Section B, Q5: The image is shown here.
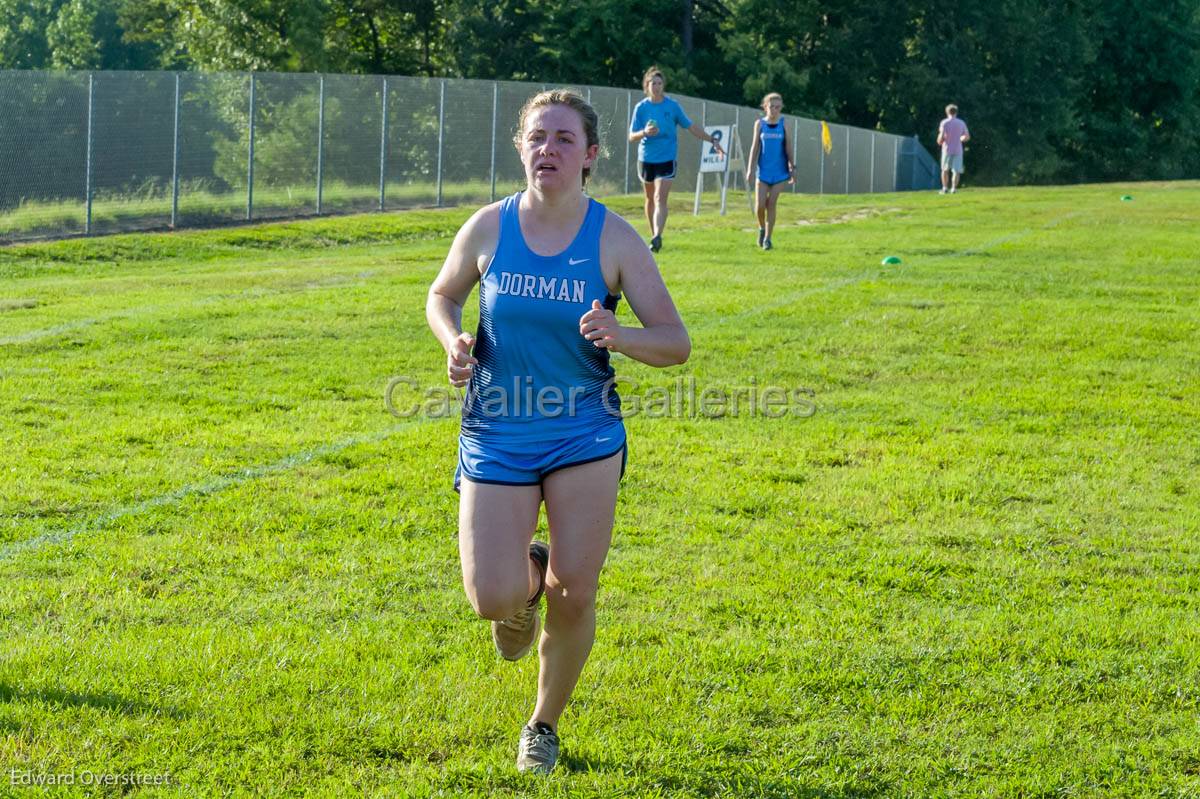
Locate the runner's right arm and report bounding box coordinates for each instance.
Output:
[427,204,501,386]
[746,119,762,183]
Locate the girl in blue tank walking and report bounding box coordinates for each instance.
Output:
[426,89,690,775]
[745,92,795,250]
[628,66,724,253]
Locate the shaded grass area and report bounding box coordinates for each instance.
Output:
[0,180,494,242]
[1,182,1199,796]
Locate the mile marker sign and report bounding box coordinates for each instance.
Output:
[700,126,731,173]
[694,125,743,216]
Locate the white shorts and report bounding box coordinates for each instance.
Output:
[941,152,964,174]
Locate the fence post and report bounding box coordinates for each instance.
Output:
[792,117,799,193]
[818,125,825,196]
[247,72,256,221]
[724,106,738,215]
[911,135,919,191]
[379,78,388,211]
[870,134,876,193]
[624,91,632,195]
[844,127,850,193]
[84,72,94,235]
[436,79,445,207]
[694,101,707,215]
[316,74,325,215]
[490,81,498,202]
[701,101,707,198]
[893,137,900,192]
[171,73,181,228]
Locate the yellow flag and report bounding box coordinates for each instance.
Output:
[821,121,833,154]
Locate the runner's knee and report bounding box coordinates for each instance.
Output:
[544,573,597,622]
[466,580,528,621]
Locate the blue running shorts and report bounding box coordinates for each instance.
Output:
[757,171,791,187]
[455,419,627,490]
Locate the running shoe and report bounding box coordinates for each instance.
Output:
[757,228,765,247]
[517,721,560,774]
[763,238,773,251]
[492,541,549,661]
[650,235,662,252]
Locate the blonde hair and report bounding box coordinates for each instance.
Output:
[642,66,665,94]
[513,89,601,186]
[946,104,958,116]
[761,92,783,110]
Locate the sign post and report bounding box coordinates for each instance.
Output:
[694,124,742,216]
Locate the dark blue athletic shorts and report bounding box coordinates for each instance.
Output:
[639,160,677,183]
[455,419,627,490]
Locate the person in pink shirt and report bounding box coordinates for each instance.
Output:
[937,104,970,194]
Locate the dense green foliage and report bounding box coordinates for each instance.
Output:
[2,183,1199,795]
[2,0,1198,184]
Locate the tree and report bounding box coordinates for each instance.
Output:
[442,0,549,81]
[1,0,165,69]
[718,0,1095,183]
[1065,0,1200,181]
[1,0,63,68]
[2,0,1197,185]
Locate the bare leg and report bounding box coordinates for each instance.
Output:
[755,181,768,229]
[528,450,622,731]
[653,178,673,238]
[941,169,950,192]
[765,183,786,239]
[952,171,962,190]
[458,480,543,620]
[642,180,655,233]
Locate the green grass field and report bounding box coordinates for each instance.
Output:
[2,182,1199,797]
[0,179,524,241]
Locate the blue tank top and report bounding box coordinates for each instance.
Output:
[462,192,621,442]
[757,117,789,181]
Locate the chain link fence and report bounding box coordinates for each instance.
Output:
[0,69,939,243]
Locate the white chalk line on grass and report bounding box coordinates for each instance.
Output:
[706,207,1085,328]
[1,207,1086,560]
[958,210,1084,256]
[0,317,111,345]
[0,420,421,562]
[5,206,1082,346]
[706,272,876,328]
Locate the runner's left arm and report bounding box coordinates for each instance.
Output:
[686,121,725,156]
[784,125,796,183]
[582,212,690,367]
